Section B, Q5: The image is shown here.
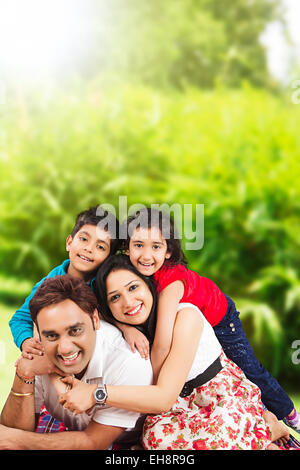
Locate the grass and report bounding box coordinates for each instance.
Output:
[0,301,299,442]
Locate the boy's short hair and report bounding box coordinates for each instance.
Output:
[29,274,99,326]
[71,206,120,254]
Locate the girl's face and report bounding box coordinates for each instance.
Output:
[127,227,171,276]
[106,269,153,325]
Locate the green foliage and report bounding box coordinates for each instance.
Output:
[0,81,299,386]
[75,0,282,88]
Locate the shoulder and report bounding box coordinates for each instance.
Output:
[155,264,189,290]
[46,259,70,277]
[96,322,153,385]
[176,304,204,330]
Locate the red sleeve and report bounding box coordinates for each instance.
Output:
[154,265,188,293]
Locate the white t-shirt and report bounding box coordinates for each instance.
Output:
[34,321,153,431]
[177,303,222,381]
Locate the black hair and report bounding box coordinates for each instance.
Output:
[121,207,187,266]
[95,254,157,344]
[71,206,120,255]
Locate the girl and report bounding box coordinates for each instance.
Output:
[122,207,299,433]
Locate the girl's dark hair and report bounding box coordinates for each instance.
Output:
[95,254,157,343]
[121,207,187,266]
[71,206,120,255]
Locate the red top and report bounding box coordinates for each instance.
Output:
[154,264,228,327]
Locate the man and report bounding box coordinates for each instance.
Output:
[0,274,153,450]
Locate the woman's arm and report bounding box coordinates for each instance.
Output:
[109,306,202,413]
[114,321,149,359]
[151,280,184,382]
[58,307,203,415]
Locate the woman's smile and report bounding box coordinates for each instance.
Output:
[125,303,143,316]
[106,269,153,325]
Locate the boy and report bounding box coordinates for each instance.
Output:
[9,206,120,359]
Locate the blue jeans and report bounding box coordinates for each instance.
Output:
[213,296,294,420]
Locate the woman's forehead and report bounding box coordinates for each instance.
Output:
[106,269,144,290]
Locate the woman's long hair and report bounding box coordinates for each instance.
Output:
[95,254,157,345]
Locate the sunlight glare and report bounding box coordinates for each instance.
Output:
[0,0,92,78]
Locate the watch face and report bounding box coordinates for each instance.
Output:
[95,388,106,402]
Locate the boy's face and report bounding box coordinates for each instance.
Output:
[66,224,111,279]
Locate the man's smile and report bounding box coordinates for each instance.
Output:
[57,350,81,365]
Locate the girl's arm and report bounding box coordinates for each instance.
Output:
[58,306,203,415]
[112,321,149,360]
[151,280,184,382]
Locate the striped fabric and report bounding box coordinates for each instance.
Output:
[35,404,67,433]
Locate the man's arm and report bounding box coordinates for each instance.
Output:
[1,354,63,431]
[0,355,125,450]
[1,365,36,431]
[0,421,124,450]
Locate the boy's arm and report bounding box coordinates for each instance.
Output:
[151,280,184,383]
[9,278,46,350]
[9,295,35,350]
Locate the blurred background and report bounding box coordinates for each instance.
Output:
[0,0,299,412]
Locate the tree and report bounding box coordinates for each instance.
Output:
[84,0,282,88]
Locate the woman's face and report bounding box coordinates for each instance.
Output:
[106,269,153,325]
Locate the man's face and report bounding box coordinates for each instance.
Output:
[37,299,100,377]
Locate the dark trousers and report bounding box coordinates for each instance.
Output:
[213,296,294,420]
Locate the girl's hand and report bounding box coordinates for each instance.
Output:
[21,337,44,360]
[58,376,97,415]
[122,325,149,360]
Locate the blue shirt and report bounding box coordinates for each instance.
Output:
[9,260,95,350]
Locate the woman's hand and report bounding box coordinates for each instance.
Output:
[49,373,72,396]
[58,376,97,415]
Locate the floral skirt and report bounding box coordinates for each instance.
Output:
[142,352,272,450]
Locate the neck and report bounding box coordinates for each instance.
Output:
[67,264,93,283]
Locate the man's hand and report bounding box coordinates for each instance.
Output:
[15,354,64,379]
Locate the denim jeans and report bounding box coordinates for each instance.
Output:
[213,295,294,420]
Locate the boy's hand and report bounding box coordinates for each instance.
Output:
[15,354,64,378]
[21,337,44,360]
[122,325,149,360]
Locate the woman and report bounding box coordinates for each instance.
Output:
[58,255,290,450]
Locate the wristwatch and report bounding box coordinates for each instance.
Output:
[93,383,107,408]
